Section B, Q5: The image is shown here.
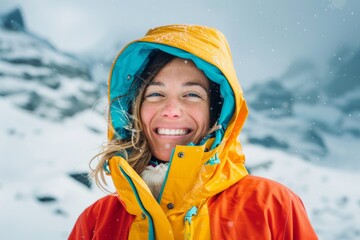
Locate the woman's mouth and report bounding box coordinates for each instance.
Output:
[156,128,191,136]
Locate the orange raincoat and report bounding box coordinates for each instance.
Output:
[69,24,317,240]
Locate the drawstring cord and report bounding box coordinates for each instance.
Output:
[184,206,198,240]
[205,153,220,165]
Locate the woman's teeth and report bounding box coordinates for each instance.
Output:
[157,128,188,136]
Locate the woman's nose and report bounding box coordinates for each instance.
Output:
[161,99,183,118]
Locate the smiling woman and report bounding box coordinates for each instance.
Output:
[69,24,318,240]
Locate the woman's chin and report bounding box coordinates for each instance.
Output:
[152,148,173,162]
[151,143,176,162]
[154,153,171,161]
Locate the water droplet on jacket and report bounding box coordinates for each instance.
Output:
[227,221,234,228]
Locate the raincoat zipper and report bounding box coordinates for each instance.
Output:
[119,167,155,240]
[157,149,176,202]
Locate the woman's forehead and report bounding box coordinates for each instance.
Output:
[151,58,209,84]
[147,80,209,91]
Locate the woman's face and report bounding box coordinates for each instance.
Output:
[140,58,210,161]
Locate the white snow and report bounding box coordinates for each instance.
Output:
[0,100,110,239]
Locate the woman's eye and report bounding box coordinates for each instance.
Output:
[144,92,164,101]
[185,93,201,98]
[146,92,162,97]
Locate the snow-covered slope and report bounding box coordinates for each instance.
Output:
[1,8,359,240]
[0,100,109,239]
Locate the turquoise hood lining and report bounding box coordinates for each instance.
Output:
[109,42,235,149]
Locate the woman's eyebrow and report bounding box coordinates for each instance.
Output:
[148,81,164,87]
[183,81,208,91]
[148,80,208,91]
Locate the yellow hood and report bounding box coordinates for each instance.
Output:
[106,24,249,239]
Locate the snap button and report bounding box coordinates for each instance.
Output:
[167,203,174,209]
[141,212,146,219]
[126,74,132,80]
[177,152,184,158]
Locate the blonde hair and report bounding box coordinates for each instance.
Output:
[90,52,221,191]
[90,82,151,191]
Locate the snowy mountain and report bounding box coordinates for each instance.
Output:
[0,8,102,121]
[1,8,359,240]
[243,50,360,171]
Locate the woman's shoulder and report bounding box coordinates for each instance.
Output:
[240,174,295,189]
[83,194,124,215]
[209,174,308,223]
[227,174,302,204]
[69,194,133,239]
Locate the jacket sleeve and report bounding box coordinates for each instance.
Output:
[256,176,318,239]
[68,194,135,240]
[280,191,318,239]
[69,199,101,239]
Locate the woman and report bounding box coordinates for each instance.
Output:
[69,24,318,239]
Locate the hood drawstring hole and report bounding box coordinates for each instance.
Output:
[103,160,111,175]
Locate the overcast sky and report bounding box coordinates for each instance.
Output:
[1,0,359,87]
